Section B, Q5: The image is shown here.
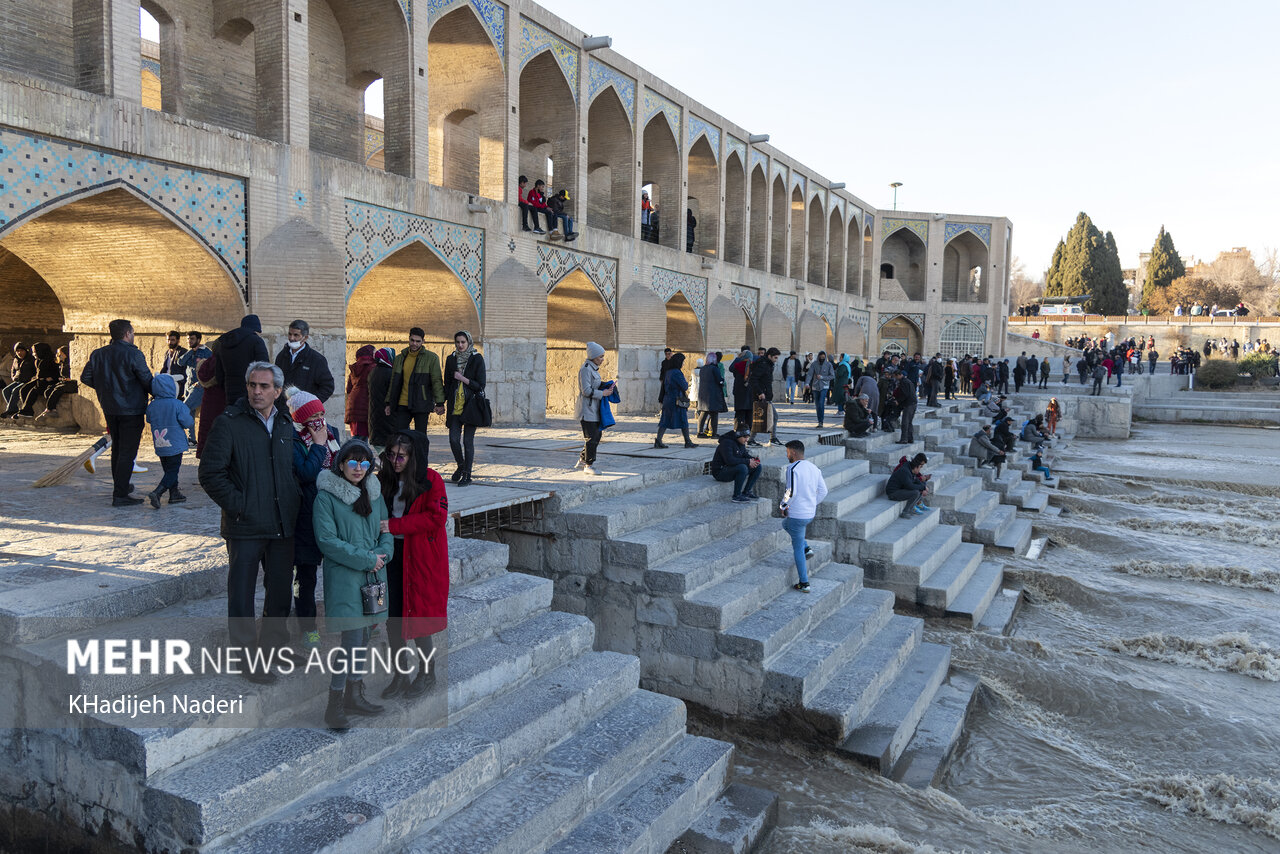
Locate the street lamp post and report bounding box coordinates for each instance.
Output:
[889,182,902,211]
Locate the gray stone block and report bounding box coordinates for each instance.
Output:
[838,642,950,773]
[668,782,778,854]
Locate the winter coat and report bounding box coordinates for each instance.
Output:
[387,347,445,413]
[969,429,1003,464]
[367,362,396,445]
[145,374,194,457]
[886,463,925,495]
[709,431,755,477]
[894,376,918,407]
[30,343,57,383]
[194,354,226,458]
[345,346,376,426]
[748,356,775,401]
[313,469,392,631]
[8,347,33,384]
[697,362,726,413]
[292,426,338,565]
[853,375,879,418]
[443,350,486,426]
[806,359,835,393]
[844,399,872,436]
[659,370,689,430]
[730,356,752,410]
[576,359,606,422]
[198,398,301,540]
[386,465,450,640]
[213,325,269,408]
[177,345,212,395]
[274,343,335,415]
[80,339,152,416]
[831,362,850,406]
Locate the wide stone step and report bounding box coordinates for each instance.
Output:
[642,516,792,598]
[562,478,731,539]
[860,508,941,569]
[1021,490,1049,512]
[803,614,922,742]
[868,525,964,599]
[759,457,869,508]
[944,488,1000,537]
[843,429,901,455]
[450,537,514,587]
[992,517,1033,556]
[978,588,1023,635]
[605,498,772,571]
[930,475,982,512]
[892,672,982,789]
[971,502,1016,545]
[838,642,951,773]
[717,563,862,663]
[450,571,554,650]
[762,588,895,708]
[677,538,839,631]
[868,441,925,471]
[944,560,1004,626]
[542,736,735,854]
[146,610,597,846]
[202,651,642,853]
[815,473,886,521]
[662,782,778,854]
[836,496,906,542]
[404,698,707,854]
[917,543,986,612]
[1004,480,1038,509]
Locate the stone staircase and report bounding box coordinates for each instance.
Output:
[528,436,979,787]
[4,538,775,853]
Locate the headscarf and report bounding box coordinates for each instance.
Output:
[454,330,476,375]
[374,347,395,367]
[705,351,717,365]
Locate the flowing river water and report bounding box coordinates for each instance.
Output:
[690,422,1280,853]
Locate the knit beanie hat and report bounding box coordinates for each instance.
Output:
[586,341,605,359]
[287,389,325,424]
[240,314,262,333]
[374,347,395,367]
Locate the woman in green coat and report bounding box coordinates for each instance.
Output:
[832,358,851,415]
[313,439,393,731]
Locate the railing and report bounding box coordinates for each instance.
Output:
[1008,315,1280,325]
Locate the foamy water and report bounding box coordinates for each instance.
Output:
[693,422,1280,854]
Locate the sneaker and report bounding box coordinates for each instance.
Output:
[914,505,928,515]
[804,546,814,559]
[583,465,598,476]
[732,494,752,503]
[793,582,811,593]
[111,496,144,507]
[747,440,762,447]
[742,491,759,500]
[132,461,148,474]
[770,438,785,446]
[533,228,546,235]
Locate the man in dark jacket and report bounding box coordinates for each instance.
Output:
[80,319,153,506]
[885,453,929,515]
[2,342,34,416]
[367,347,396,447]
[895,372,918,444]
[198,361,300,683]
[844,393,872,437]
[748,347,782,447]
[274,319,335,415]
[385,327,445,431]
[161,330,188,399]
[214,314,269,409]
[709,429,762,501]
[923,355,942,407]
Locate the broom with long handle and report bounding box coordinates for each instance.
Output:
[32,435,110,488]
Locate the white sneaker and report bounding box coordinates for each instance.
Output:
[132,460,149,474]
[573,459,586,470]
[583,465,599,476]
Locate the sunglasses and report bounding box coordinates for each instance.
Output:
[391,452,409,462]
[343,460,372,472]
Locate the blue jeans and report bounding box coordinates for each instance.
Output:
[785,376,797,402]
[1034,463,1053,480]
[782,515,812,584]
[814,389,827,426]
[713,462,761,497]
[330,626,372,691]
[156,454,182,492]
[553,213,574,234]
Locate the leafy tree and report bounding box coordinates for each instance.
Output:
[1044,239,1066,298]
[1141,227,1185,312]
[1042,212,1127,314]
[1150,276,1242,315]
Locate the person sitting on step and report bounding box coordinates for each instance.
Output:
[969,424,1007,477]
[844,392,872,438]
[709,428,762,502]
[886,452,930,516]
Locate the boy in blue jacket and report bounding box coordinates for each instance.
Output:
[145,374,195,508]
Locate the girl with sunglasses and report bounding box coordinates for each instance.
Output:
[313,439,393,731]
[377,430,449,700]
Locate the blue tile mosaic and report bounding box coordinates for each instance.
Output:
[519,16,577,96]
[750,149,768,177]
[846,307,871,330]
[726,135,747,168]
[651,267,707,330]
[878,312,925,333]
[943,221,991,247]
[809,298,837,329]
[730,284,758,326]
[772,292,798,323]
[428,0,506,63]
[686,115,720,160]
[141,57,161,77]
[537,243,618,316]
[344,199,485,319]
[587,58,635,120]
[642,88,681,141]
[294,190,306,209]
[0,128,247,297]
[881,217,929,244]
[771,160,787,186]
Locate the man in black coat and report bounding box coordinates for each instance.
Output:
[214,314,269,409]
[274,319,335,416]
[80,319,153,506]
[198,361,300,684]
[895,372,918,444]
[748,347,782,447]
[367,347,396,448]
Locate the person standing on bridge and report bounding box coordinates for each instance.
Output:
[213,314,269,411]
[780,439,828,593]
[576,341,614,475]
[79,320,152,507]
[654,352,696,449]
[444,330,487,485]
[385,328,445,435]
[805,351,835,429]
[274,320,335,417]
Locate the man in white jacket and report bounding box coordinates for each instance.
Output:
[779,439,828,592]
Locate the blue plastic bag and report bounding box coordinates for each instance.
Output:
[600,385,621,430]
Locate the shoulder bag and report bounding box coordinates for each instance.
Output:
[360,570,388,616]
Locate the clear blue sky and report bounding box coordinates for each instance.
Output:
[144,2,1280,277]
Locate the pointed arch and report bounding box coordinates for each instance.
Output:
[587,86,633,235]
[706,295,755,353]
[837,319,866,358]
[878,314,923,356]
[547,269,617,415]
[665,292,705,362]
[798,310,833,355]
[806,197,825,286]
[769,176,787,276]
[723,151,746,266]
[758,302,793,353]
[748,165,768,272]
[520,51,578,203]
[641,116,681,250]
[844,217,859,295]
[687,136,720,258]
[942,230,989,303]
[880,227,927,301]
[827,207,845,291]
[939,316,986,360]
[789,186,806,279]
[429,4,506,198]
[861,224,873,299]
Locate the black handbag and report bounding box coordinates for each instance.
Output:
[462,390,493,427]
[360,571,388,617]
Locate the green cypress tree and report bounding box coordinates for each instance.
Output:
[1094,231,1128,315]
[1140,226,1185,312]
[1044,239,1067,297]
[1044,213,1128,314]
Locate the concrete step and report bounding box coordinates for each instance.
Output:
[542,736,735,854]
[814,473,886,522]
[804,614,922,742]
[450,537,514,587]
[762,588,896,708]
[892,671,981,789]
[970,502,1016,546]
[978,588,1024,635]
[860,508,941,570]
[562,477,732,539]
[843,429,901,455]
[942,560,1004,626]
[605,497,773,572]
[718,563,862,663]
[677,537,840,632]
[1021,490,1049,512]
[759,457,868,509]
[868,441,925,471]
[201,651,643,853]
[1004,480,1038,510]
[147,610,597,846]
[643,517,794,598]
[868,525,964,600]
[943,488,1000,537]
[663,782,778,854]
[450,571,555,650]
[992,517,1033,556]
[930,475,982,512]
[917,543,986,612]
[838,642,951,774]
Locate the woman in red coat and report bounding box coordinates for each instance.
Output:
[345,344,376,439]
[193,353,226,459]
[377,429,449,699]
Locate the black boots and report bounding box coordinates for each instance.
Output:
[147,489,162,509]
[344,680,384,716]
[381,671,411,700]
[325,689,349,731]
[403,666,435,699]
[168,487,187,503]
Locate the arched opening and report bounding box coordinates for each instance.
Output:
[428,5,505,198]
[769,176,787,276]
[641,116,681,251]
[209,13,263,139]
[789,187,805,280]
[861,225,873,299]
[308,0,363,164]
[687,135,719,258]
[844,218,859,295]
[664,293,704,383]
[546,271,616,416]
[139,6,164,111]
[758,303,793,354]
[880,228,927,301]
[586,87,633,235]
[706,295,755,354]
[798,312,833,355]
[748,165,768,272]
[520,52,577,209]
[363,81,385,170]
[940,318,985,361]
[346,241,481,362]
[838,320,866,358]
[723,152,746,265]
[827,209,845,291]
[806,198,825,286]
[878,316,923,357]
[942,230,989,303]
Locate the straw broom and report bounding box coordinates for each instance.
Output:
[32,435,110,488]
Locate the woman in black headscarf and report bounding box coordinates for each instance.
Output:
[443,330,486,486]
